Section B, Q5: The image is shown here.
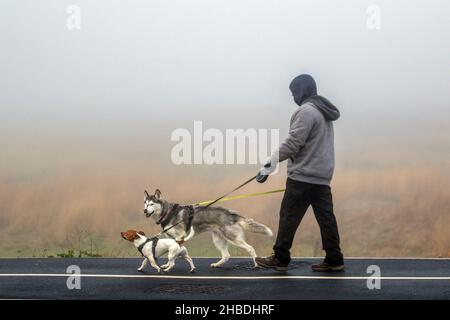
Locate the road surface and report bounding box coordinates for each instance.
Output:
[0,257,449,299]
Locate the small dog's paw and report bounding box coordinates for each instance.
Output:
[137,268,144,272]
[190,268,197,273]
[160,263,169,269]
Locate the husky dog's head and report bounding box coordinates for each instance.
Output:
[144,189,165,220]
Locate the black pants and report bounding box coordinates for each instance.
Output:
[273,178,344,265]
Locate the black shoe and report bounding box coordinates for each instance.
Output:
[255,255,288,272]
[311,261,345,272]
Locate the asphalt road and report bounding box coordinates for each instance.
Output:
[0,257,449,299]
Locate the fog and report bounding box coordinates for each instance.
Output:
[0,0,449,257]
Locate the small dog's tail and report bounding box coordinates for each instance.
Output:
[239,218,273,237]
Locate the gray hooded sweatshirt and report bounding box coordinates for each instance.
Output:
[275,74,340,186]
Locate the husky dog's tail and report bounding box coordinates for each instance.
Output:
[239,218,273,237]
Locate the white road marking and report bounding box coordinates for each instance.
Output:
[0,273,449,280]
[1,257,449,260]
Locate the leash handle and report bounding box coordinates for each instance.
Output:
[256,161,272,183]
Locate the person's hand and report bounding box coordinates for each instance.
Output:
[256,161,276,183]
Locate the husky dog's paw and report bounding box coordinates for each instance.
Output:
[160,263,169,269]
[190,268,197,273]
[137,267,144,272]
[210,262,223,268]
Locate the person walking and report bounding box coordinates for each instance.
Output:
[255,74,344,272]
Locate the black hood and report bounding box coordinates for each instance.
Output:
[289,74,340,121]
[289,74,317,105]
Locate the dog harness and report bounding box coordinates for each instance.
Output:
[137,237,159,261]
[159,204,195,234]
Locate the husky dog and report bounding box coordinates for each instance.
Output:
[144,189,273,267]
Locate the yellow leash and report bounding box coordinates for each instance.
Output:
[194,188,286,206]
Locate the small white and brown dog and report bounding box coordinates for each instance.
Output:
[121,229,196,273]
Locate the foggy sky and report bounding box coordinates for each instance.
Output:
[0,1,449,256]
[1,1,449,120]
[1,0,450,178]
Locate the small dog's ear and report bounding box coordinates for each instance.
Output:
[135,232,145,240]
[154,189,161,199]
[138,231,145,236]
[144,190,150,199]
